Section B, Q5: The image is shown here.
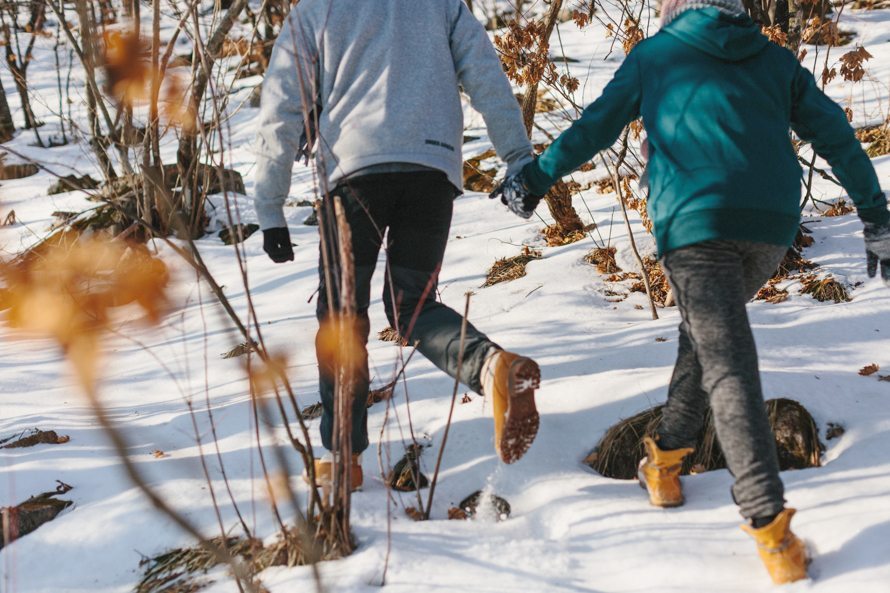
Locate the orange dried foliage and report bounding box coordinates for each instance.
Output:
[405,507,424,521]
[822,199,854,217]
[315,315,366,380]
[161,74,197,133]
[622,18,644,54]
[248,352,290,395]
[839,46,872,82]
[859,363,880,376]
[1,238,169,388]
[762,25,788,46]
[102,29,150,104]
[802,18,841,47]
[493,21,579,97]
[101,27,195,131]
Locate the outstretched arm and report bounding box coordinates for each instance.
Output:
[790,63,888,225]
[254,8,317,230]
[448,0,533,175]
[523,53,643,195]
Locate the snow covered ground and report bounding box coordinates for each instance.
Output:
[2,4,890,593]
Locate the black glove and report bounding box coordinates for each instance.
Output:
[864,220,890,287]
[263,227,294,263]
[489,170,544,219]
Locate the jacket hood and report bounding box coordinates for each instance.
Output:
[663,7,769,61]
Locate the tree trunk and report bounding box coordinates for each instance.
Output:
[518,0,583,238]
[175,0,248,238]
[73,0,116,180]
[544,180,584,236]
[520,0,563,135]
[0,81,14,142]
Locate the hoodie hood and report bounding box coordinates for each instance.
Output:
[663,7,769,61]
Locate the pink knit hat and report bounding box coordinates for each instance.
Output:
[660,0,746,26]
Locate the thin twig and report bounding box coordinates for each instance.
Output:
[424,292,472,520]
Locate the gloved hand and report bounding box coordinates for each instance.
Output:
[263,227,294,263]
[865,220,890,287]
[489,170,544,220]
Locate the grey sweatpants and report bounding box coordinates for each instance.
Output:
[657,240,788,520]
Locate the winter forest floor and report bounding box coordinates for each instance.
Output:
[2,3,890,593]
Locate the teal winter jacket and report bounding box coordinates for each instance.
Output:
[524,8,888,255]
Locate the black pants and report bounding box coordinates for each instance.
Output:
[316,171,497,453]
[658,240,787,520]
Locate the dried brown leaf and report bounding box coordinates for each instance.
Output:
[859,363,880,376]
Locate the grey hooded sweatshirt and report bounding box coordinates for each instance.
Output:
[253,0,534,229]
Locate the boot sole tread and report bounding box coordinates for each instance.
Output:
[499,357,540,464]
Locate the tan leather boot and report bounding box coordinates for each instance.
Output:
[741,508,809,584]
[304,453,363,493]
[481,350,541,464]
[637,436,694,507]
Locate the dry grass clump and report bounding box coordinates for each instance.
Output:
[483,246,542,287]
[221,340,257,359]
[755,280,790,304]
[584,246,621,274]
[543,226,586,246]
[586,398,823,480]
[852,0,890,7]
[136,528,325,593]
[0,161,38,180]
[378,327,408,345]
[774,230,817,277]
[799,274,851,303]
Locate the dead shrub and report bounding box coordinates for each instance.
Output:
[47,174,100,195]
[584,246,621,274]
[136,529,314,593]
[483,247,542,287]
[0,429,69,449]
[300,402,323,421]
[799,274,851,303]
[629,257,670,305]
[220,340,257,359]
[852,0,890,8]
[775,230,817,277]
[0,162,38,180]
[586,398,823,480]
[822,199,855,217]
[755,280,790,304]
[543,225,585,246]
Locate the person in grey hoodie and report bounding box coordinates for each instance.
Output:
[254,0,544,488]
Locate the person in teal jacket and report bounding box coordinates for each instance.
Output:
[491,0,889,585]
